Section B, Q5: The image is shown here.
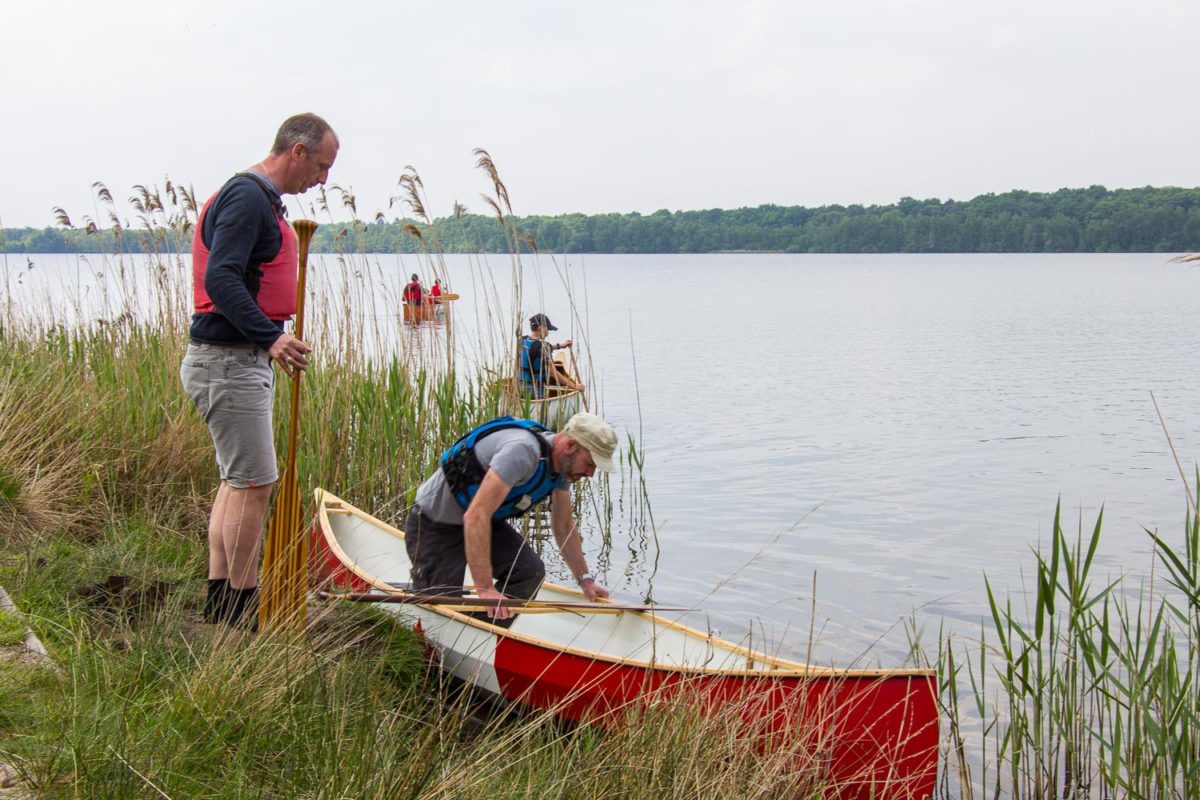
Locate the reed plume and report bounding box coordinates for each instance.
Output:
[472,148,511,215]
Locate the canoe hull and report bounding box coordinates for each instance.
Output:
[312,490,938,800]
[402,302,446,323]
[505,387,585,428]
[494,635,937,797]
[499,352,586,427]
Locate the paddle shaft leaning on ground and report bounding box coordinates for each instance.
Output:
[259,218,318,634]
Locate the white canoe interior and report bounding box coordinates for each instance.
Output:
[497,351,586,428]
[316,490,918,679]
[526,388,584,428]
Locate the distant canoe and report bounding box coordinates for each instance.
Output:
[313,490,940,800]
[402,303,442,324]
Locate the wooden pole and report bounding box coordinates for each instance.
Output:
[317,591,686,614]
[567,345,589,412]
[258,219,318,634]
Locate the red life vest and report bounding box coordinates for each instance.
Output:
[191,184,298,321]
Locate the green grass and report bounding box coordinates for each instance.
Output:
[0,608,22,646]
[0,504,825,799]
[0,296,759,796]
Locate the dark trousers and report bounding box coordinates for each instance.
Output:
[404,505,545,627]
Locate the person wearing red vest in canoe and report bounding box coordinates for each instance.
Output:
[430,278,443,301]
[402,274,423,305]
[180,112,339,628]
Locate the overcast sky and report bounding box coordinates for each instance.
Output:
[2,0,1197,228]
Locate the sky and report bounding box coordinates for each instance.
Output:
[2,0,1198,228]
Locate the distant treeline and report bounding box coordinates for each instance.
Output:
[5,185,1200,255]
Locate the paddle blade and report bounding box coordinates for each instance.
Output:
[258,469,308,633]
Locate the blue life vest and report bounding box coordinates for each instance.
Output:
[440,416,559,519]
[518,336,546,398]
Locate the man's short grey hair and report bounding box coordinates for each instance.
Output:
[271,113,338,155]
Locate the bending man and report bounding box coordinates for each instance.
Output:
[405,412,616,626]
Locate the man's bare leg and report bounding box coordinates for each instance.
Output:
[205,481,234,623]
[221,484,273,590]
[208,481,232,579]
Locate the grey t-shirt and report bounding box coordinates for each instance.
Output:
[414,428,565,524]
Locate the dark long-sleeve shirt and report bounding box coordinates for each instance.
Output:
[189,174,287,349]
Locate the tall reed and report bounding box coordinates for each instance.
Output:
[932,496,1200,798]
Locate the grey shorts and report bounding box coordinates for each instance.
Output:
[180,342,278,488]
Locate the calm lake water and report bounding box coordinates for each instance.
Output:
[6,251,1199,665]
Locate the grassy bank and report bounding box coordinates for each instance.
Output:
[0,240,827,797]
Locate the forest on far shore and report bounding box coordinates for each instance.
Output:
[3,184,1199,255]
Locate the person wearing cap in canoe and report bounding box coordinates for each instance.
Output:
[404,412,617,627]
[519,312,582,399]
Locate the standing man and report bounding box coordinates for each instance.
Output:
[181,112,338,627]
[405,412,617,627]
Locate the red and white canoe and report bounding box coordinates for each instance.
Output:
[313,489,939,800]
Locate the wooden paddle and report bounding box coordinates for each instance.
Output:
[317,590,686,615]
[258,219,318,634]
[566,345,589,410]
[434,292,460,302]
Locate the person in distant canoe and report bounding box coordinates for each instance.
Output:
[429,278,443,301]
[180,112,338,628]
[402,274,423,305]
[519,313,582,399]
[405,412,616,627]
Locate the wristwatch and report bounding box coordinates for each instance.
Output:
[577,572,594,584]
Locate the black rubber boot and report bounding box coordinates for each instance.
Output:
[225,586,259,631]
[203,579,229,624]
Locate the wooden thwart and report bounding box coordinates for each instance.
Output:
[317,590,685,615]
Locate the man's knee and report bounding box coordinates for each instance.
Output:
[224,484,274,519]
[499,555,545,600]
[229,483,274,501]
[529,558,547,584]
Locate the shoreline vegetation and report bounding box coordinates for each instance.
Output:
[3,184,1200,256]
[3,159,1199,797]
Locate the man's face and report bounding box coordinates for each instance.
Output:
[559,441,597,482]
[292,132,338,193]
